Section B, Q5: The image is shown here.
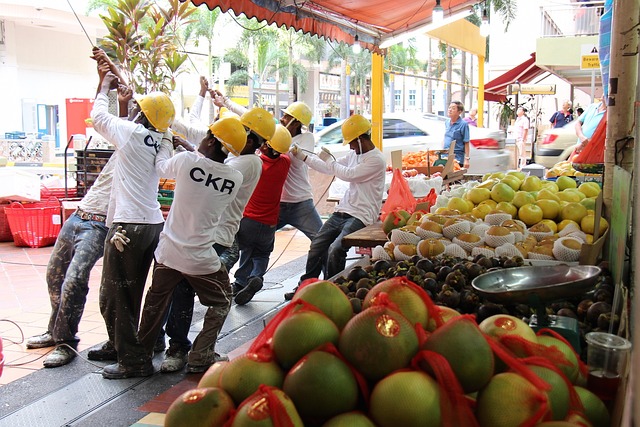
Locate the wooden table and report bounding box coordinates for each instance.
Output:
[342,222,389,248]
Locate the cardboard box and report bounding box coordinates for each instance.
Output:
[0,169,41,202]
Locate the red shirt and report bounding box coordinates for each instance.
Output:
[243,153,291,225]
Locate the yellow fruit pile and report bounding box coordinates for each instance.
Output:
[545,161,577,178]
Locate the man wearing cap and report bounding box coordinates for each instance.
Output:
[277,102,323,240]
[287,115,385,300]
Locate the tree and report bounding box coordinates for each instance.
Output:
[91,0,195,94]
[182,6,220,80]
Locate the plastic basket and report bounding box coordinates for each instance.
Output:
[5,198,62,248]
[0,203,12,242]
[41,185,77,200]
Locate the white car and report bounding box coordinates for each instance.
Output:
[314,113,510,175]
[534,119,580,168]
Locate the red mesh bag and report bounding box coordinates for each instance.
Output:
[224,385,302,427]
[380,168,416,221]
[573,111,606,164]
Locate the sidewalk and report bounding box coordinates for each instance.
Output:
[0,227,312,386]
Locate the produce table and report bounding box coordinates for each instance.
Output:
[342,222,388,248]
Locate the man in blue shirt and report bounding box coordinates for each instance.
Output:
[444,101,470,168]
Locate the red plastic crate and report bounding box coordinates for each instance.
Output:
[0,203,12,242]
[5,198,62,248]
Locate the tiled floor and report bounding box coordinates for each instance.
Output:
[0,227,312,387]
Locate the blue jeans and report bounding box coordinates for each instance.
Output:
[163,243,236,352]
[277,199,323,240]
[300,212,365,282]
[234,217,276,287]
[46,213,108,346]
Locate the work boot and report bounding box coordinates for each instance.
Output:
[26,332,55,349]
[234,276,263,305]
[159,346,189,373]
[231,283,243,297]
[88,341,117,361]
[154,338,166,353]
[43,345,77,368]
[186,353,229,374]
[102,361,154,379]
[284,287,298,301]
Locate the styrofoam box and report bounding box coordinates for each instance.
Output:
[0,169,41,202]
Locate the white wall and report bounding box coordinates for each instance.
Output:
[0,19,98,142]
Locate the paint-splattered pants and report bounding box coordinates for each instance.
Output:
[46,213,108,346]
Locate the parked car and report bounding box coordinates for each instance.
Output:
[534,119,580,168]
[314,113,510,175]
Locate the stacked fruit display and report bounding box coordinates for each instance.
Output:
[377,171,607,263]
[164,276,612,427]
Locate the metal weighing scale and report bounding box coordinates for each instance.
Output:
[472,265,602,353]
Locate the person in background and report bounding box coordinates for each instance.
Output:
[576,107,584,117]
[514,106,530,169]
[286,114,385,300]
[24,56,130,368]
[131,116,246,374]
[549,100,573,128]
[575,99,606,154]
[463,107,478,127]
[233,124,292,305]
[444,101,471,169]
[91,70,175,379]
[277,101,323,241]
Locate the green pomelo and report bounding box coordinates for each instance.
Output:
[220,354,285,405]
[197,361,228,388]
[574,386,610,427]
[338,306,419,382]
[426,305,462,332]
[536,335,579,384]
[476,372,548,427]
[421,317,494,393]
[165,387,235,427]
[528,365,570,420]
[283,351,359,422]
[363,278,429,328]
[292,281,353,330]
[382,212,407,234]
[321,412,376,427]
[478,314,538,344]
[231,387,303,427]
[370,371,440,427]
[272,310,340,369]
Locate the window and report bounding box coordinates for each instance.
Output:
[394,90,401,107]
[382,118,427,139]
[409,90,416,107]
[317,125,344,146]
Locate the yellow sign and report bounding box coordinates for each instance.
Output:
[581,45,600,70]
[508,84,556,95]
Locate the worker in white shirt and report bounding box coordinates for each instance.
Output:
[286,114,386,300]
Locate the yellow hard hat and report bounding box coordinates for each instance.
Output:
[219,107,240,121]
[341,114,371,145]
[268,124,293,154]
[241,107,276,141]
[209,117,247,157]
[282,102,312,127]
[134,92,175,132]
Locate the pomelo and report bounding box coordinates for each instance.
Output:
[535,199,561,220]
[574,386,610,427]
[479,199,498,209]
[517,203,544,226]
[363,277,429,328]
[501,175,522,191]
[338,306,419,382]
[496,201,517,218]
[528,365,570,420]
[165,387,235,427]
[507,170,527,181]
[536,335,579,384]
[521,176,543,192]
[581,215,608,236]
[322,412,376,427]
[231,386,303,427]
[448,196,472,213]
[540,181,560,193]
[536,188,561,202]
[291,280,353,330]
[198,361,228,388]
[578,182,601,198]
[476,372,548,427]
[420,317,494,393]
[283,350,359,422]
[370,371,440,427]
[512,191,536,208]
[478,314,538,344]
[466,187,491,204]
[272,310,340,370]
[556,176,577,190]
[425,305,462,332]
[491,182,516,203]
[560,202,588,223]
[219,354,285,405]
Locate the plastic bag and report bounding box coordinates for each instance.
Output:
[380,168,416,221]
[573,112,606,164]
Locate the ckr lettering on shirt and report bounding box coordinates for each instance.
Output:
[189,167,236,195]
[143,134,161,153]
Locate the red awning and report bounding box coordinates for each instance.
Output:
[484,53,548,102]
[188,0,478,54]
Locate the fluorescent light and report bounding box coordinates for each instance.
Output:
[479,7,490,37]
[379,8,472,49]
[433,0,444,23]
